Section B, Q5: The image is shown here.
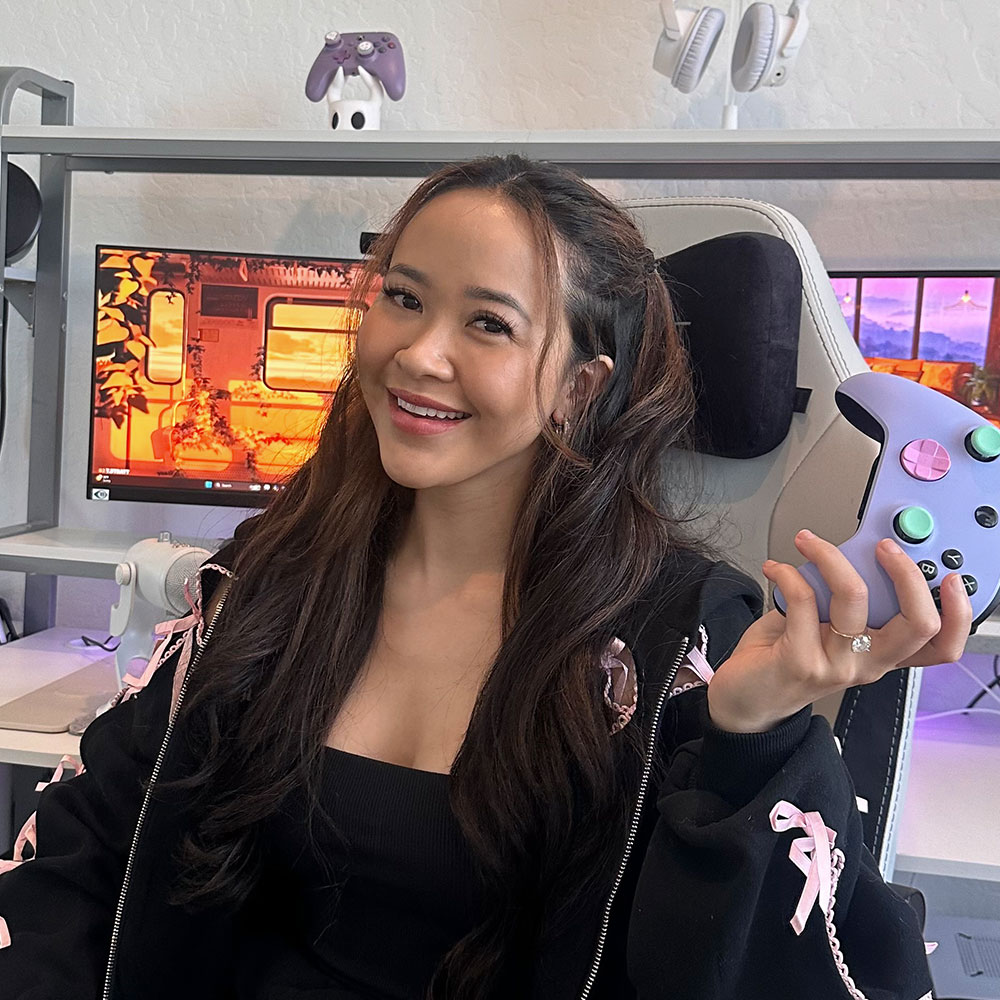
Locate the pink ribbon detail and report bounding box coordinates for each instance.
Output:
[117,568,222,713]
[0,812,36,874]
[33,754,84,793]
[0,915,10,949]
[684,644,715,685]
[601,637,638,735]
[0,755,88,877]
[769,799,839,935]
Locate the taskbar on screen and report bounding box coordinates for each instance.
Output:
[88,474,285,508]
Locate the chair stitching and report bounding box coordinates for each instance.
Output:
[839,686,862,752]
[873,671,906,848]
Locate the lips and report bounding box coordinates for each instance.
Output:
[388,386,470,415]
[386,389,471,436]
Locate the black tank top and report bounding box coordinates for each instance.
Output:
[235,746,488,999]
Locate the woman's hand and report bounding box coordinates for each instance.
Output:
[706,529,974,734]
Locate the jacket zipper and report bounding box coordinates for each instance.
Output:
[101,592,229,1000]
[577,632,692,1000]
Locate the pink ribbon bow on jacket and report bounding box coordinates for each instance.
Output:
[769,799,838,935]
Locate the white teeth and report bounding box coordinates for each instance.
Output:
[395,396,468,420]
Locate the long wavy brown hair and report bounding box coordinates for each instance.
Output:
[160,155,727,998]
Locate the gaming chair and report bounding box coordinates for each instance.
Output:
[628,196,921,885]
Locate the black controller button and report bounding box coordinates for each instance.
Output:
[930,585,942,610]
[975,506,999,528]
[941,548,964,569]
[962,574,978,596]
[917,560,938,581]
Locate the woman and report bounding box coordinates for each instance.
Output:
[0,156,967,1000]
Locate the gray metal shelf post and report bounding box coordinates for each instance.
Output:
[0,67,74,632]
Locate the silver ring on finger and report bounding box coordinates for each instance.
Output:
[828,622,873,653]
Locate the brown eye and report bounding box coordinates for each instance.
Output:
[383,285,421,311]
[473,312,513,337]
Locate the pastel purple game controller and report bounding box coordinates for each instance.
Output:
[306,31,406,103]
[772,370,1000,632]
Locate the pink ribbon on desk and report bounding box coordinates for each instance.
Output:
[769,799,838,935]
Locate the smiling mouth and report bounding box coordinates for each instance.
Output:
[391,393,471,421]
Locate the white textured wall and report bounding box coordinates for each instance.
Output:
[1,0,999,628]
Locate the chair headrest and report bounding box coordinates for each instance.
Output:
[656,232,804,459]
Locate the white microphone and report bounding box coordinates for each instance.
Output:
[109,531,211,688]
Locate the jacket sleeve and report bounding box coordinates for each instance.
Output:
[626,561,935,1000]
[0,639,178,999]
[0,551,235,1000]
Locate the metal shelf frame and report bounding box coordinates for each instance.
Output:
[0,68,74,634]
[3,124,1000,180]
[2,64,1000,632]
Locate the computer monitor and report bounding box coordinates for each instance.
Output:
[89,245,377,507]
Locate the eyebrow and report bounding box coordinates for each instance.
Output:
[386,263,532,324]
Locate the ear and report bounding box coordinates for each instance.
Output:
[328,65,346,102]
[357,66,385,107]
[551,354,614,426]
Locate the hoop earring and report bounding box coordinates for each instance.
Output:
[560,417,572,439]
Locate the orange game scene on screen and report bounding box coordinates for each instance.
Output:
[89,246,379,507]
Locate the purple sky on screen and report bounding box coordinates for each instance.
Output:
[828,275,995,363]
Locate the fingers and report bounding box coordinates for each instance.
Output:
[771,531,974,676]
[793,529,869,636]
[875,542,973,666]
[763,553,822,655]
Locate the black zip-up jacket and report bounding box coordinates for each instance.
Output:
[0,530,935,1000]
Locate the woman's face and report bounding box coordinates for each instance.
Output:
[355,188,572,493]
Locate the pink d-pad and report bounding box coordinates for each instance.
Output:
[900,438,951,481]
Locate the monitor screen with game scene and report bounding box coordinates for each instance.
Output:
[829,269,1000,426]
[89,245,378,507]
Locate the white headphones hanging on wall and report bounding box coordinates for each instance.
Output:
[653,0,811,126]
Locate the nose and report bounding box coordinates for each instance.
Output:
[393,316,456,383]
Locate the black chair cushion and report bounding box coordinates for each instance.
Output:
[656,232,803,459]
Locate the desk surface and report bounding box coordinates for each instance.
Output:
[894,711,1000,883]
[0,626,111,767]
[0,729,81,768]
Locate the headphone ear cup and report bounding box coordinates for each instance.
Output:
[5,164,41,266]
[671,6,726,94]
[730,2,777,93]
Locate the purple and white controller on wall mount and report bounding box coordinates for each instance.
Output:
[772,370,1000,632]
[306,31,406,132]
